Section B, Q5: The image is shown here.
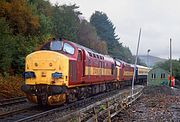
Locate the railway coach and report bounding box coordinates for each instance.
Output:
[115,60,134,85]
[136,65,151,84]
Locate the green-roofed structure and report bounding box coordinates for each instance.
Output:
[147,67,169,86]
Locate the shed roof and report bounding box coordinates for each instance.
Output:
[149,67,169,74]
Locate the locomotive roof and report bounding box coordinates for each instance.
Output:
[68,40,114,62]
[69,40,96,53]
[116,59,130,65]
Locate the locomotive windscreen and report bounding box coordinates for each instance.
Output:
[40,40,62,51]
[50,41,62,51]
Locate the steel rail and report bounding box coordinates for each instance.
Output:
[15,86,135,122]
[0,106,32,119]
[0,97,27,107]
[56,85,144,122]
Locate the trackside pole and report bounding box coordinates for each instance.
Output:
[169,38,172,87]
[132,28,142,97]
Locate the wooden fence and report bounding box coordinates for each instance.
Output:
[55,86,144,122]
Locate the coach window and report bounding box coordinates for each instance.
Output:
[88,52,92,57]
[93,53,96,58]
[63,43,75,55]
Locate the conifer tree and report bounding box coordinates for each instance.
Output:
[90,11,132,61]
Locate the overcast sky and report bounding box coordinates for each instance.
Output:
[50,0,180,59]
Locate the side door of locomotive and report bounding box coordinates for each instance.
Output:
[77,49,84,82]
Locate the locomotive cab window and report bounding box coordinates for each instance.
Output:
[40,40,62,51]
[63,43,75,55]
[50,40,62,51]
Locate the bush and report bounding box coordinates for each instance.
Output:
[0,76,25,99]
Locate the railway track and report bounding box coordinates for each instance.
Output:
[0,85,143,122]
[0,91,117,122]
[56,85,144,122]
[0,97,27,107]
[12,85,143,122]
[0,106,33,119]
[0,105,55,122]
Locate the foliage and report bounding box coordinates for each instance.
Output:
[0,76,25,99]
[0,18,14,75]
[0,0,137,77]
[51,4,81,41]
[39,14,53,35]
[156,59,180,80]
[0,0,40,35]
[90,11,119,51]
[77,20,108,54]
[90,11,134,63]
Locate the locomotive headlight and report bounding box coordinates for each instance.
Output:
[52,72,63,79]
[23,71,36,79]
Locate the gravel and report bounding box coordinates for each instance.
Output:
[112,86,180,122]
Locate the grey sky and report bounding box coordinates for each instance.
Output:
[50,0,180,59]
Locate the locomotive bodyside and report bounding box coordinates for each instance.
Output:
[70,43,116,84]
[119,60,134,81]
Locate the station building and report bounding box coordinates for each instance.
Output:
[147,67,169,86]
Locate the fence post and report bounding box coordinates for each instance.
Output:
[114,99,118,112]
[106,101,111,122]
[77,111,81,122]
[93,107,98,122]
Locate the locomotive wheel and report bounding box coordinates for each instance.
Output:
[37,93,48,106]
[67,93,77,103]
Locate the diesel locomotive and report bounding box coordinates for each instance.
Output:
[21,38,150,105]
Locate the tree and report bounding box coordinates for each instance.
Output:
[0,0,40,35]
[0,18,14,75]
[27,0,53,36]
[51,4,81,41]
[39,14,53,35]
[77,20,108,54]
[156,60,180,80]
[28,0,53,17]
[90,11,134,62]
[90,11,119,52]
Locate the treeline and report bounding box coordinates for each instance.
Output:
[0,0,135,76]
[156,59,180,80]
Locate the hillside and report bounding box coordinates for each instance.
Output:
[139,55,167,67]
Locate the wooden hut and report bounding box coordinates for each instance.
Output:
[147,67,169,86]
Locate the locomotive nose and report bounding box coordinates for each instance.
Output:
[23,50,69,105]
